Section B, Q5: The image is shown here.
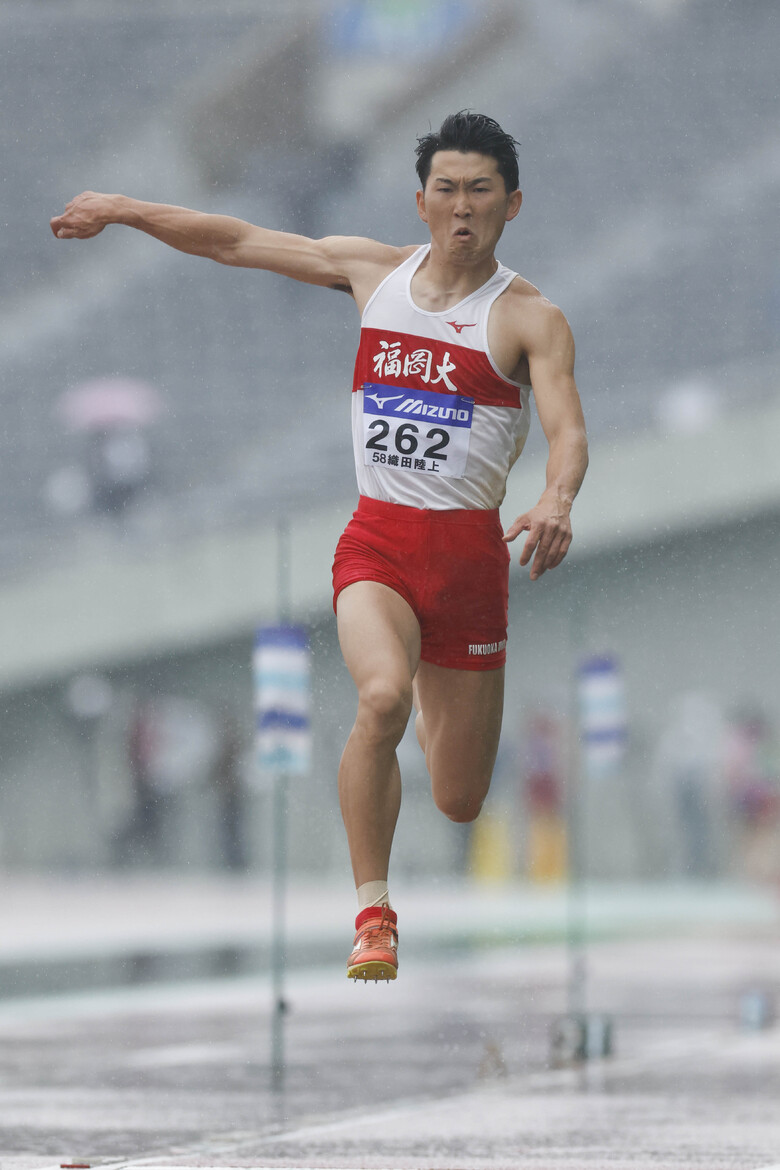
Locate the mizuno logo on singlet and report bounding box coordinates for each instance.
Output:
[362,383,474,428]
[397,397,470,421]
[447,321,477,334]
[364,390,404,410]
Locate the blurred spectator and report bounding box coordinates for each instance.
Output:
[86,427,153,514]
[113,694,218,867]
[113,698,163,867]
[521,711,567,883]
[211,711,250,872]
[55,377,162,516]
[724,708,780,884]
[655,691,726,878]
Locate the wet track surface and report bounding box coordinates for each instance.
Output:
[0,930,779,1169]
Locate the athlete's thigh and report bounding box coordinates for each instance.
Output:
[337,580,422,691]
[415,660,504,800]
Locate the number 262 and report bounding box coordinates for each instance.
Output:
[366,420,449,460]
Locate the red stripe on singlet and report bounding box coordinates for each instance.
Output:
[352,327,523,409]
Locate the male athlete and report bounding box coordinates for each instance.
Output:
[51,112,588,983]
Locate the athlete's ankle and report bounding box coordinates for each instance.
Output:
[357,880,392,911]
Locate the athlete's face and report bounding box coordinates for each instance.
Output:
[416,151,522,262]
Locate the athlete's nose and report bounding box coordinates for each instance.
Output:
[453,189,472,217]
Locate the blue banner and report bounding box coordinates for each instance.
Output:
[328,0,475,60]
[254,625,311,775]
[578,654,627,778]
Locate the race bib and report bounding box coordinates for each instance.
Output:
[361,382,473,478]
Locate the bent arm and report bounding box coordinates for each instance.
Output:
[50,191,400,295]
[504,305,588,578]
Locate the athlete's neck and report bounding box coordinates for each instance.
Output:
[410,245,499,313]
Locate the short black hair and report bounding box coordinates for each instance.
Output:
[415,111,520,194]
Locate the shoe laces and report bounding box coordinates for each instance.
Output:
[357,905,398,948]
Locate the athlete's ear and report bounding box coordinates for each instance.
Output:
[416,188,429,224]
[506,190,523,222]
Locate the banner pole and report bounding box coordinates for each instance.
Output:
[557,626,624,1062]
[271,514,290,1093]
[270,763,288,1092]
[566,586,587,1022]
[256,520,310,1092]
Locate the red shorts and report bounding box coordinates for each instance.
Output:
[332,496,509,671]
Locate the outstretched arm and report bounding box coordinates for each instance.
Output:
[503,303,588,580]
[50,191,406,299]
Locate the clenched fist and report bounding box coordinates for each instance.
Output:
[50,191,116,240]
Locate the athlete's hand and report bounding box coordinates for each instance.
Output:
[50,191,115,240]
[504,493,573,580]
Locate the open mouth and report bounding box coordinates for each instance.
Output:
[454,228,473,239]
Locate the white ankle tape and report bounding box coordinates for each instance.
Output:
[357,880,391,910]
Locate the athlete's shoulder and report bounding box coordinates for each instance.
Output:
[501,272,550,309]
[320,239,420,306]
[500,276,573,342]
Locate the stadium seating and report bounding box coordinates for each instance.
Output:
[0,0,777,575]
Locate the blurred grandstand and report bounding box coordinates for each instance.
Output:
[1,0,778,876]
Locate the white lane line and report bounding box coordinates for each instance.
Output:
[37,1162,133,1170]
[45,1161,780,1170]
[46,1161,780,1170]
[121,1042,244,1068]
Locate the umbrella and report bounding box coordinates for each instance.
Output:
[57,377,164,433]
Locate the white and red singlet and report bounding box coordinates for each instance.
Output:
[334,245,532,670]
[351,243,531,510]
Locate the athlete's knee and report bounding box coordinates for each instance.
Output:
[357,676,412,739]
[433,786,487,824]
